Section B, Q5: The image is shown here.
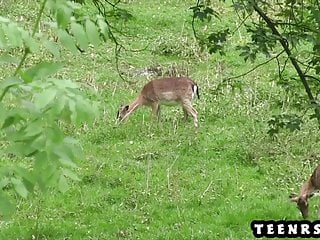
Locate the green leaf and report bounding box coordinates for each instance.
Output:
[22,62,63,82]
[71,22,89,50]
[0,191,15,218]
[56,6,71,29]
[58,29,78,54]
[58,174,69,193]
[62,168,80,181]
[34,88,57,109]
[0,77,22,90]
[50,78,78,89]
[11,177,28,198]
[0,17,10,23]
[43,40,60,58]
[14,167,36,190]
[0,178,10,188]
[0,26,7,48]
[85,20,100,47]
[97,17,108,38]
[5,22,23,47]
[24,119,43,137]
[21,30,39,52]
[1,116,14,129]
[0,54,19,65]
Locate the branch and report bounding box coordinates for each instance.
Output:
[225,50,285,81]
[305,75,320,83]
[251,0,320,124]
[0,0,47,102]
[191,0,201,39]
[231,13,252,36]
[93,0,139,84]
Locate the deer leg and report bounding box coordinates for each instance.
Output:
[151,103,160,121]
[181,101,198,128]
[183,108,188,121]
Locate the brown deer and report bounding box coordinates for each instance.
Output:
[116,77,199,127]
[290,165,320,218]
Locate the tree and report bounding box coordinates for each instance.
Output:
[0,0,111,217]
[191,0,320,132]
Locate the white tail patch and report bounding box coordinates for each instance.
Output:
[192,85,197,99]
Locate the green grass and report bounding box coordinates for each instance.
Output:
[2,0,320,239]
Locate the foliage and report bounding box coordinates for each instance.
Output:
[267,113,304,138]
[3,0,320,239]
[191,0,320,133]
[0,0,116,217]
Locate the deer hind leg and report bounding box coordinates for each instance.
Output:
[181,100,198,128]
[183,108,188,121]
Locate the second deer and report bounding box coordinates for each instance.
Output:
[290,165,320,218]
[116,76,200,127]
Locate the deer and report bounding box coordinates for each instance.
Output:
[290,165,320,219]
[116,76,200,127]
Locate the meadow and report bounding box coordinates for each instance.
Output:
[1,0,320,239]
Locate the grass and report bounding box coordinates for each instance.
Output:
[2,0,320,239]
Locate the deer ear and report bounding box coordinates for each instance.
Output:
[289,193,299,202]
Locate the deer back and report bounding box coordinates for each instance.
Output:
[141,77,197,103]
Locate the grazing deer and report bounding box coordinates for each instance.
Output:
[116,77,200,127]
[290,165,320,218]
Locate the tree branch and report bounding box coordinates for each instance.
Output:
[0,0,47,102]
[225,50,285,81]
[251,0,320,124]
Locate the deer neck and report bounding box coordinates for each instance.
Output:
[129,95,144,110]
[300,179,315,199]
[124,95,144,118]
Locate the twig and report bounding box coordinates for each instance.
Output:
[93,0,139,84]
[305,74,320,83]
[0,0,47,102]
[231,13,252,36]
[191,0,201,39]
[225,49,285,82]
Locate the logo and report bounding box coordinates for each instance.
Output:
[251,220,320,238]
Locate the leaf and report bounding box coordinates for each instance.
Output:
[0,191,15,218]
[0,17,10,23]
[0,26,7,48]
[0,178,10,188]
[58,174,69,193]
[57,29,78,54]
[11,177,28,198]
[54,145,78,169]
[4,23,23,47]
[56,6,71,29]
[0,54,19,65]
[34,88,57,109]
[21,30,39,52]
[22,62,63,82]
[85,20,100,47]
[1,116,15,129]
[71,22,89,50]
[14,167,36,192]
[0,77,22,90]
[97,17,108,38]
[1,110,26,129]
[62,168,80,181]
[43,40,60,58]
[24,119,43,137]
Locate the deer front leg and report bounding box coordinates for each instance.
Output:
[151,103,160,121]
